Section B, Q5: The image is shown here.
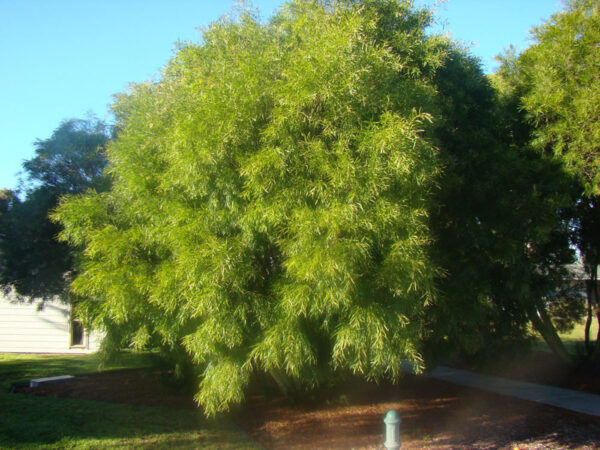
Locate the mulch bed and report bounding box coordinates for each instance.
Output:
[237,375,600,449]
[12,368,600,449]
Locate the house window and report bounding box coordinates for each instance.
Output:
[70,320,85,347]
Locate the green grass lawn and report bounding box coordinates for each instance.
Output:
[0,353,257,449]
[0,352,151,391]
[533,320,599,355]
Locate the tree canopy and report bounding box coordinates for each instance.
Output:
[519,0,599,196]
[52,0,594,414]
[0,119,110,299]
[54,0,450,415]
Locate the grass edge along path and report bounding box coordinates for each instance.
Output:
[0,353,258,449]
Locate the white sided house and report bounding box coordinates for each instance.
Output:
[0,293,101,353]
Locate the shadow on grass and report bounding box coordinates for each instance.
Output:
[0,392,255,448]
[0,352,153,390]
[0,353,256,448]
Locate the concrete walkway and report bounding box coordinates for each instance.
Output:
[429,365,600,417]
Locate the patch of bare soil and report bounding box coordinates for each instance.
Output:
[13,369,600,449]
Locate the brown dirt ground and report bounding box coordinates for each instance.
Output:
[13,366,600,449]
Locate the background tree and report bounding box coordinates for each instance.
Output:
[497,0,600,361]
[572,197,600,357]
[519,0,599,197]
[0,118,110,300]
[423,46,577,364]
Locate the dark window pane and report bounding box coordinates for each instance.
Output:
[71,320,84,346]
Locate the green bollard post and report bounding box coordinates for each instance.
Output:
[383,410,401,449]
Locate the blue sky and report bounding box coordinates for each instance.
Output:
[1,0,564,192]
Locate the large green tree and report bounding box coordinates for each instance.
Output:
[53,0,584,413]
[54,0,448,415]
[0,119,110,300]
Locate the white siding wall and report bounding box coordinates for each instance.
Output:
[0,294,101,353]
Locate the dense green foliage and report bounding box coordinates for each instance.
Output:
[52,0,599,414]
[519,0,599,197]
[495,0,600,360]
[426,48,577,362]
[0,119,109,299]
[55,0,449,415]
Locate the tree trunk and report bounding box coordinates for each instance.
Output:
[585,280,593,355]
[593,308,600,363]
[589,265,600,362]
[528,303,572,363]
